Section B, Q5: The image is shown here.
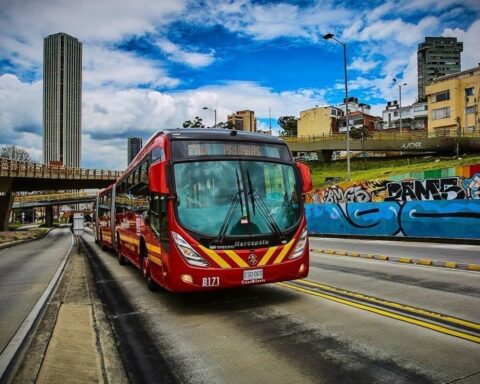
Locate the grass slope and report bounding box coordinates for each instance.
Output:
[308,154,480,188]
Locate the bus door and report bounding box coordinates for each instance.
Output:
[148,194,169,283]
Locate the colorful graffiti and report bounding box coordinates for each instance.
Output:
[305,164,480,240]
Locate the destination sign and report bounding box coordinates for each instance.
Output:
[187,143,263,157]
[172,140,290,161]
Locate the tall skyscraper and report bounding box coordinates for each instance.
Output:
[417,37,463,102]
[128,137,143,164]
[43,33,82,167]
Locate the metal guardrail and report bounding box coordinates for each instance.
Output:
[282,128,480,143]
[0,158,122,180]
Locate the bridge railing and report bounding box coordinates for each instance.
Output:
[13,191,96,204]
[282,128,480,143]
[0,158,123,180]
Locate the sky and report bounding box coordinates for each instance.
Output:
[0,0,479,170]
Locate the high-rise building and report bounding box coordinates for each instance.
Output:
[417,37,463,102]
[43,33,82,167]
[128,137,143,164]
[227,110,257,132]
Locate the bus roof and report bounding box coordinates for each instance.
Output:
[161,128,285,145]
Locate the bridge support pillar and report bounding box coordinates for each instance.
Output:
[45,206,54,227]
[0,191,14,231]
[316,150,333,163]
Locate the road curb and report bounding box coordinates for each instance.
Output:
[311,248,480,272]
[0,228,55,251]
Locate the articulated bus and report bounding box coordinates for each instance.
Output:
[94,129,312,292]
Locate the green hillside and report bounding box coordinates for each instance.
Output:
[308,154,480,187]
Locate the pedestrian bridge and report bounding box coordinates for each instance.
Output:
[0,158,121,230]
[12,191,96,209]
[283,129,480,160]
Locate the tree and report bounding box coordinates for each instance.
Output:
[349,126,372,169]
[182,116,205,128]
[0,145,32,162]
[278,116,298,136]
[216,121,235,129]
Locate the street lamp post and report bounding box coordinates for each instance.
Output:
[202,106,217,127]
[323,33,350,180]
[393,79,407,135]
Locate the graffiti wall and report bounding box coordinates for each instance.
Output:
[305,164,480,240]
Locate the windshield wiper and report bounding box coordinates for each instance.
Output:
[246,170,285,242]
[214,170,244,245]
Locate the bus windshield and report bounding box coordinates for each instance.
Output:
[174,160,300,239]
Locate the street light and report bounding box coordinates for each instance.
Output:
[393,79,407,134]
[202,106,217,127]
[323,33,350,180]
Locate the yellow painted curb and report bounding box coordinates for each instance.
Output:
[350,252,360,257]
[418,259,432,266]
[399,257,412,263]
[375,255,389,261]
[467,264,480,271]
[444,261,457,268]
[324,249,334,254]
[366,254,375,259]
[336,251,347,256]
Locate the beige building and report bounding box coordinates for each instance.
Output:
[297,106,342,137]
[426,65,480,133]
[227,110,257,132]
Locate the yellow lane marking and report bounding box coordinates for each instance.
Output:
[258,246,278,266]
[296,279,480,331]
[444,261,457,268]
[273,238,296,264]
[278,282,480,344]
[198,245,231,268]
[224,250,249,268]
[149,255,163,267]
[418,259,432,266]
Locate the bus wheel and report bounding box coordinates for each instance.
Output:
[117,235,128,265]
[141,252,157,292]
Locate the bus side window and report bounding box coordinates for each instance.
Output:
[149,195,169,245]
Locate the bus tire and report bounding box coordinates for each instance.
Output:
[117,234,128,265]
[141,243,158,292]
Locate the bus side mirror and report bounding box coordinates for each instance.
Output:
[296,162,313,193]
[149,160,170,194]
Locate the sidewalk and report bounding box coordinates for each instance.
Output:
[9,240,127,383]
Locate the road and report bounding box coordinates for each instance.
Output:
[310,237,480,265]
[82,231,480,384]
[0,228,71,355]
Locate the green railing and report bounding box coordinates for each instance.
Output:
[282,128,480,143]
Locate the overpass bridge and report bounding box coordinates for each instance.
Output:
[283,129,480,161]
[12,191,96,209]
[0,158,121,230]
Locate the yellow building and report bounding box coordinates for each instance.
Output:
[227,110,257,132]
[426,65,480,133]
[297,106,341,137]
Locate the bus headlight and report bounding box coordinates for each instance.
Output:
[289,228,308,260]
[172,231,209,267]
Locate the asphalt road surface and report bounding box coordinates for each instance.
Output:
[0,228,71,355]
[82,230,480,384]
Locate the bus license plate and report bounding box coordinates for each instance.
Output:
[243,268,263,281]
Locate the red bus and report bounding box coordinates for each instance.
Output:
[94,129,312,292]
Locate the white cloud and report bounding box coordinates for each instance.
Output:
[443,20,480,70]
[349,58,380,73]
[83,45,179,88]
[0,0,186,71]
[156,39,216,68]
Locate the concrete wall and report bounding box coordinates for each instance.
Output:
[305,164,480,240]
